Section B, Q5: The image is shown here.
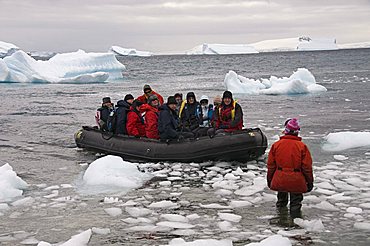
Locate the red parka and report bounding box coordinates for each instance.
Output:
[267,135,313,193]
[137,91,164,105]
[141,104,160,139]
[126,110,146,137]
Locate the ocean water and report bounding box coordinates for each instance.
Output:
[0,49,370,245]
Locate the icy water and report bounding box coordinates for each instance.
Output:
[1,49,370,245]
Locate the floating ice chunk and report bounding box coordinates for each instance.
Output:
[160,214,189,223]
[104,197,121,203]
[346,207,362,214]
[1,50,125,83]
[333,155,348,161]
[11,197,35,207]
[199,203,231,209]
[359,203,370,209]
[315,188,337,195]
[92,227,110,235]
[224,68,326,95]
[159,181,172,186]
[245,234,291,246]
[164,238,233,246]
[315,182,336,190]
[327,193,352,201]
[157,221,195,229]
[303,195,321,203]
[277,229,306,237]
[215,189,234,196]
[218,212,242,223]
[234,177,266,196]
[0,163,28,203]
[186,214,201,220]
[354,222,370,231]
[229,200,252,208]
[0,203,9,210]
[148,200,179,209]
[125,207,152,217]
[104,207,122,217]
[294,218,325,232]
[81,155,152,195]
[218,220,237,231]
[37,229,92,246]
[312,201,340,211]
[322,132,370,151]
[124,225,158,232]
[171,229,196,236]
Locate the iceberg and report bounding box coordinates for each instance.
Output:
[110,45,152,57]
[338,41,370,50]
[224,68,327,95]
[251,36,338,52]
[186,43,258,55]
[0,49,125,83]
[322,132,370,151]
[0,163,28,202]
[0,40,19,58]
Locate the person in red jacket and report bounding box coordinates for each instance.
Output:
[137,84,164,105]
[214,91,243,133]
[142,94,160,139]
[267,118,313,216]
[126,100,145,137]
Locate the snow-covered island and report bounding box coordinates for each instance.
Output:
[109,45,152,57]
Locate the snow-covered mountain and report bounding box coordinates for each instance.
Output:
[186,43,258,55]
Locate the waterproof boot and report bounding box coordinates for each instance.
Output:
[289,193,303,218]
[276,192,289,208]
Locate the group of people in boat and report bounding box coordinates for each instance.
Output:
[95,84,243,140]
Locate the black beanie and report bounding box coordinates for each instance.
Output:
[167,96,177,105]
[124,94,134,101]
[222,91,233,99]
[102,97,111,103]
[186,92,196,101]
[132,99,143,108]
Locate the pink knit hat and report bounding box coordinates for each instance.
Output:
[284,118,300,134]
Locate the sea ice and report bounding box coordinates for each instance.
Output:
[156,221,195,229]
[322,132,370,151]
[346,207,363,214]
[125,206,153,217]
[294,218,325,232]
[186,43,258,55]
[160,214,189,223]
[0,49,125,83]
[353,222,370,231]
[148,200,179,209]
[312,201,340,211]
[0,163,28,202]
[218,212,242,223]
[224,68,327,95]
[109,45,152,57]
[245,234,291,246]
[81,155,152,195]
[333,155,348,161]
[37,229,92,246]
[104,207,122,217]
[163,238,233,246]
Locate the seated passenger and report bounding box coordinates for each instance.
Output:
[211,95,222,127]
[179,92,202,132]
[137,84,164,105]
[213,91,243,133]
[126,100,146,137]
[95,97,115,132]
[115,94,134,135]
[158,96,194,140]
[199,95,214,127]
[141,95,160,139]
[174,93,183,115]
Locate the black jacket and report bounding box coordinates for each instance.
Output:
[97,105,114,131]
[115,100,131,134]
[180,102,202,130]
[158,104,180,139]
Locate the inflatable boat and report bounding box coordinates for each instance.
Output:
[74,126,267,163]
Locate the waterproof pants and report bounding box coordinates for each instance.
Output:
[276,192,303,212]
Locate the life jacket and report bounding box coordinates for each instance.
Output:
[218,100,237,121]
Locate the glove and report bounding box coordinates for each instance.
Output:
[307,183,314,192]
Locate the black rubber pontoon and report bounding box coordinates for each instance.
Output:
[75,126,267,163]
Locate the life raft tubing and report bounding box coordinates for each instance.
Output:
[74,126,268,163]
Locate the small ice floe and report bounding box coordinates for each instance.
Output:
[359,203,370,209]
[186,214,201,220]
[346,207,363,214]
[91,227,110,235]
[160,214,189,223]
[163,238,233,246]
[311,201,340,211]
[37,229,92,246]
[218,212,242,223]
[199,203,231,209]
[125,207,152,217]
[333,155,348,161]
[0,163,28,202]
[43,185,60,191]
[156,221,195,229]
[148,200,179,209]
[11,197,35,207]
[104,207,122,217]
[234,177,266,196]
[294,218,325,232]
[229,200,252,208]
[218,220,238,231]
[103,197,122,204]
[354,222,370,231]
[245,234,291,246]
[322,132,370,151]
[80,155,152,195]
[171,229,196,236]
[159,181,172,186]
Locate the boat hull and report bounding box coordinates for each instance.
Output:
[75,126,267,163]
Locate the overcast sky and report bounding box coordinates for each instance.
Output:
[1,0,369,53]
